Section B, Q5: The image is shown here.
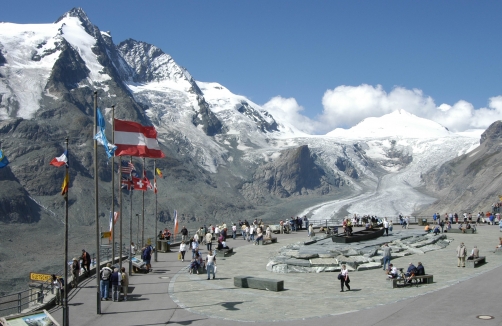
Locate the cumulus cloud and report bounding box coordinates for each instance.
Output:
[262,96,319,134]
[265,84,502,134]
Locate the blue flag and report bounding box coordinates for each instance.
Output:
[94,108,117,159]
[0,150,9,168]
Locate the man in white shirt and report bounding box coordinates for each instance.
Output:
[383,218,389,236]
[387,264,398,279]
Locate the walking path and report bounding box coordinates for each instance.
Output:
[49,225,502,325]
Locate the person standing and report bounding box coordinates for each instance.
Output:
[81,249,91,277]
[457,242,467,267]
[143,244,153,272]
[383,218,389,236]
[52,274,63,306]
[232,223,237,240]
[120,267,129,301]
[308,224,314,238]
[205,231,213,252]
[71,258,80,288]
[191,238,199,259]
[99,263,113,300]
[382,243,392,270]
[130,242,137,256]
[110,268,121,302]
[206,250,217,280]
[339,264,350,292]
[304,216,309,230]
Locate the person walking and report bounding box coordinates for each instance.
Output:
[52,274,63,306]
[339,264,350,292]
[179,241,187,262]
[205,231,213,252]
[457,242,467,267]
[71,258,80,288]
[99,263,113,300]
[81,249,91,277]
[120,267,129,301]
[206,250,217,280]
[181,226,188,242]
[382,243,392,270]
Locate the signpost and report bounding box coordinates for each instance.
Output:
[29,273,53,283]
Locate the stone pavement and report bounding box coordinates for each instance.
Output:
[49,225,502,325]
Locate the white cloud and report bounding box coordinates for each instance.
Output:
[262,96,319,134]
[265,84,502,134]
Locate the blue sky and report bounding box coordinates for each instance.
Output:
[2,1,502,132]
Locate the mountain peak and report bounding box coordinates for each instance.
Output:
[326,109,451,139]
[55,7,100,38]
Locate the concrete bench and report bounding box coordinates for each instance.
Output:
[262,237,278,245]
[445,228,476,234]
[389,275,434,288]
[234,276,284,292]
[466,256,485,268]
[216,248,233,257]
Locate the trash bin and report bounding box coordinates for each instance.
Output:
[160,240,168,252]
[156,240,162,252]
[419,218,428,226]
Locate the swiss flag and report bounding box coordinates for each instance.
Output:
[132,176,147,191]
[143,171,153,191]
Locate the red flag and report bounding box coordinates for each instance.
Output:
[143,170,153,191]
[154,177,158,194]
[132,176,147,191]
[50,151,68,168]
[114,119,165,158]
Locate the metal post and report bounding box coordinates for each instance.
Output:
[154,159,158,262]
[62,136,69,326]
[142,157,145,247]
[136,213,140,247]
[129,157,133,275]
[112,105,115,265]
[94,91,101,315]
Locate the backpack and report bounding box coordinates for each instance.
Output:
[101,268,111,280]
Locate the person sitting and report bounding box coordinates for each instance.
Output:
[189,252,203,274]
[387,264,398,279]
[496,237,502,250]
[405,263,417,283]
[158,231,164,239]
[432,225,440,235]
[424,224,430,232]
[458,223,466,233]
[415,262,425,283]
[468,245,479,259]
[162,228,171,240]
[365,222,371,230]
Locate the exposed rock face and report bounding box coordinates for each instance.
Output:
[241,145,342,202]
[419,120,502,215]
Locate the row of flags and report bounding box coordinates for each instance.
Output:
[120,160,162,194]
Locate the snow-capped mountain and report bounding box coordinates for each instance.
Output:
[0,7,488,227]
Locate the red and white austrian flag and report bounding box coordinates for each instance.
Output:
[114,119,165,158]
[132,176,147,191]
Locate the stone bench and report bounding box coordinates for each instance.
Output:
[234,276,284,291]
[466,256,485,268]
[389,275,434,288]
[445,228,476,234]
[216,248,233,257]
[262,237,278,245]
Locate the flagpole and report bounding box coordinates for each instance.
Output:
[94,91,101,315]
[62,137,69,326]
[154,159,158,262]
[129,156,133,275]
[142,157,145,248]
[111,105,115,266]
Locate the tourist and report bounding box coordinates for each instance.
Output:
[179,241,187,262]
[457,242,467,267]
[439,220,444,233]
[265,225,272,239]
[416,262,425,276]
[189,252,202,274]
[214,225,221,239]
[387,264,398,278]
[382,243,392,271]
[52,274,63,306]
[389,220,393,232]
[303,216,309,229]
[249,224,255,242]
[81,249,91,277]
[468,245,479,259]
[206,250,216,280]
[120,267,129,301]
[71,258,80,288]
[241,223,247,240]
[205,231,213,252]
[99,263,113,300]
[405,263,417,283]
[142,243,153,272]
[181,226,188,242]
[110,268,121,302]
[339,264,350,292]
[191,238,199,259]
[255,227,263,245]
[232,223,237,239]
[308,224,314,238]
[496,237,502,250]
[130,242,137,256]
[424,224,430,233]
[245,225,250,241]
[383,218,389,236]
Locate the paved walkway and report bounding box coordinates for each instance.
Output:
[49,225,502,325]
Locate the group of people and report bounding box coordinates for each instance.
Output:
[433,211,501,226]
[98,263,129,302]
[456,242,480,267]
[386,262,426,283]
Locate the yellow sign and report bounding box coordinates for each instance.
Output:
[101,231,111,239]
[30,272,53,282]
